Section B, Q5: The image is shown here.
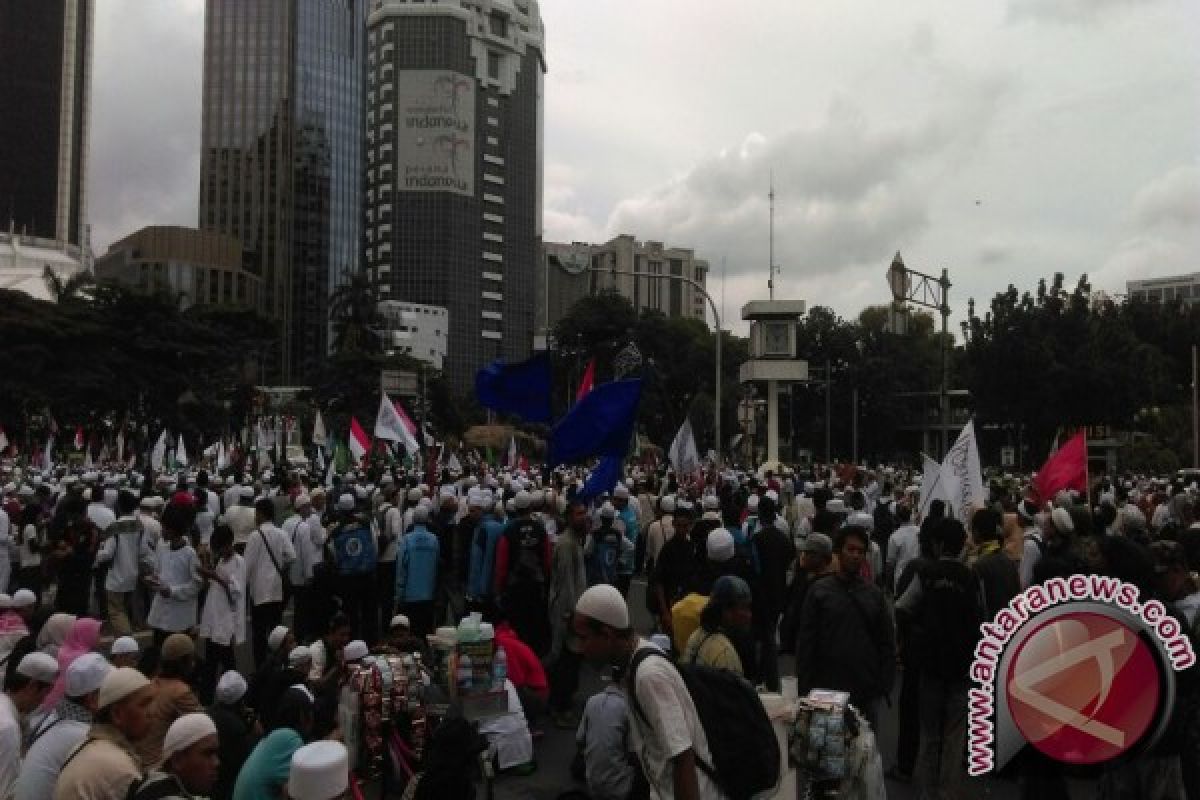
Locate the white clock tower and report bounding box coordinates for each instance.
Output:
[739,300,808,465]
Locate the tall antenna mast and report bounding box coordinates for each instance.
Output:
[768,175,776,300]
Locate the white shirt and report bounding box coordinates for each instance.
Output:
[0,693,20,800]
[243,523,296,605]
[887,524,920,591]
[645,516,673,566]
[205,490,222,518]
[147,542,202,633]
[199,553,246,646]
[136,512,163,551]
[14,707,89,800]
[284,513,326,585]
[627,642,725,800]
[96,515,155,593]
[18,524,40,568]
[194,510,216,547]
[375,504,402,563]
[86,502,116,533]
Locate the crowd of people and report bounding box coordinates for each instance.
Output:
[0,457,1196,799]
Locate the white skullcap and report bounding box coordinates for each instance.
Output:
[575,584,630,631]
[406,488,422,503]
[344,640,368,662]
[390,614,411,629]
[613,484,630,499]
[413,505,430,524]
[336,493,355,511]
[11,589,35,608]
[268,626,290,652]
[97,667,150,709]
[111,636,139,656]
[706,529,736,562]
[599,502,616,519]
[0,594,11,610]
[66,653,112,698]
[216,670,248,705]
[288,741,349,800]
[294,493,312,509]
[17,652,58,683]
[162,713,217,761]
[702,494,719,510]
[289,645,312,667]
[514,490,532,510]
[239,485,255,498]
[747,494,760,510]
[765,489,779,503]
[660,496,675,514]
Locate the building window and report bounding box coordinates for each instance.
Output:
[489,13,507,37]
[488,51,500,80]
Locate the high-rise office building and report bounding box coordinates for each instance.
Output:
[0,0,93,248]
[199,0,365,383]
[365,0,546,393]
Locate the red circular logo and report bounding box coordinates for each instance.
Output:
[1005,611,1162,765]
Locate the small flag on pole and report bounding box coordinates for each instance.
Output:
[177,433,189,467]
[349,417,370,463]
[312,411,328,448]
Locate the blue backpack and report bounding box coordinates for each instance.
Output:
[331,524,377,576]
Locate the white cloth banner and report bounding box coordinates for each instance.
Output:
[151,431,167,472]
[312,411,328,448]
[939,420,986,524]
[177,434,189,467]
[917,454,949,520]
[668,418,701,478]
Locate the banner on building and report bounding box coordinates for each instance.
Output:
[397,70,476,197]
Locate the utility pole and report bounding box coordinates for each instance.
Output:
[852,385,859,464]
[768,177,777,301]
[1193,343,1198,469]
[825,358,832,465]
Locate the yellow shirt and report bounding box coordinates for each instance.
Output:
[683,629,743,676]
[670,593,708,654]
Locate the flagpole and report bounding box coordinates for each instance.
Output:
[1083,428,1090,507]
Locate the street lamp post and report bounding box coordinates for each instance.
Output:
[587,266,723,466]
[887,253,952,458]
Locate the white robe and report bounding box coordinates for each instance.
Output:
[147,543,202,633]
[198,554,246,646]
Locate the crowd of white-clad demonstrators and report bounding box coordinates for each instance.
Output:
[0,456,1196,800]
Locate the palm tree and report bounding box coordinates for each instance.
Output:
[42,265,95,304]
[328,269,384,355]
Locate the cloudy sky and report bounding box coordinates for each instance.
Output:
[90,0,1200,334]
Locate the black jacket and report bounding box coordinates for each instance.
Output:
[795,572,896,710]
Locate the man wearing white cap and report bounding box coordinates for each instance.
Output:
[219,486,257,551]
[95,491,155,637]
[132,713,219,800]
[0,653,58,797]
[53,666,155,800]
[16,653,111,800]
[110,636,140,670]
[244,498,296,668]
[209,671,257,800]
[284,492,326,643]
[287,741,348,800]
[572,585,723,800]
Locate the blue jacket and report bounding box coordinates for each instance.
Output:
[617,506,639,576]
[468,516,507,600]
[396,525,440,604]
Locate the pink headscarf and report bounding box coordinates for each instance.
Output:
[41,617,103,711]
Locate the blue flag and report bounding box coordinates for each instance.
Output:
[475,352,553,423]
[577,454,624,503]
[549,378,642,466]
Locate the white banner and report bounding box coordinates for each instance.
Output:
[669,418,701,478]
[940,420,986,524]
[396,70,476,196]
[918,453,949,520]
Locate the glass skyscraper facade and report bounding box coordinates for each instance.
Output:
[0,0,92,248]
[200,0,364,383]
[365,0,545,394]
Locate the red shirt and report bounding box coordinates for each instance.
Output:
[495,623,548,699]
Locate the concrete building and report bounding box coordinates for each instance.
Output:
[0,230,85,303]
[95,226,259,310]
[1127,273,1200,306]
[364,0,546,392]
[0,0,93,249]
[377,300,449,370]
[539,235,711,339]
[199,0,366,382]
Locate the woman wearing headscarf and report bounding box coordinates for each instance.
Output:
[34,613,75,660]
[40,615,101,711]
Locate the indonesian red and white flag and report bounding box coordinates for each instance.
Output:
[1032,430,1088,504]
[349,417,370,463]
[73,425,84,451]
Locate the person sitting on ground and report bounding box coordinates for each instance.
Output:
[110,637,140,670]
[208,671,260,800]
[402,716,490,800]
[233,687,314,800]
[494,617,550,724]
[683,575,753,677]
[132,712,220,800]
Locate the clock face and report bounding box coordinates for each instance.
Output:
[764,322,790,356]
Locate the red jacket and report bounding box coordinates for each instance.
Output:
[495,623,548,698]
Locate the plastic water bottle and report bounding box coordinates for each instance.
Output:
[492,646,508,690]
[456,653,473,692]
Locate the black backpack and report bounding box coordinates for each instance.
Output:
[629,648,780,800]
